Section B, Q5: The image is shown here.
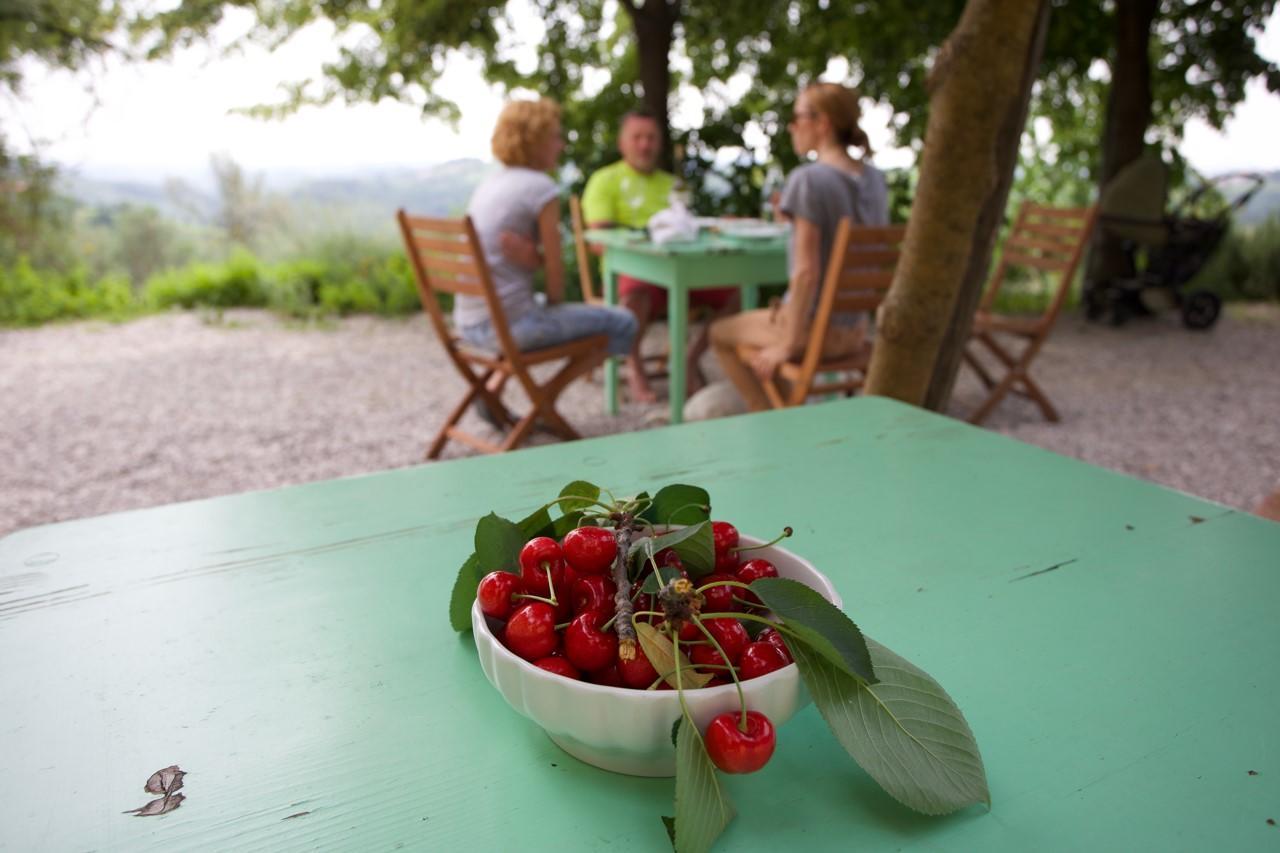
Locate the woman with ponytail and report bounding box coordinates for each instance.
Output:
[708,82,889,411]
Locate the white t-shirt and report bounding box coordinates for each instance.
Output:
[454,166,560,328]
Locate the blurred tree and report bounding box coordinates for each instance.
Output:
[110,204,192,285]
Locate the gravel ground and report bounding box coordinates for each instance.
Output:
[3,304,1278,538]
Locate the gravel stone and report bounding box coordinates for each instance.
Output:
[2,305,1277,537]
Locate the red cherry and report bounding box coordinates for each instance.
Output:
[477,571,523,619]
[587,663,624,687]
[736,558,779,607]
[564,610,619,673]
[711,520,739,554]
[697,573,740,614]
[714,550,741,574]
[571,574,617,615]
[676,620,701,642]
[704,617,750,664]
[738,642,790,680]
[519,537,568,599]
[690,643,729,671]
[562,526,618,575]
[552,565,579,620]
[617,643,660,689]
[503,602,559,661]
[656,548,685,570]
[704,711,776,773]
[534,656,581,679]
[633,590,657,623]
[757,627,793,662]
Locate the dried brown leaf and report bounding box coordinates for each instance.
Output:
[124,793,185,817]
[145,765,185,796]
[635,622,712,689]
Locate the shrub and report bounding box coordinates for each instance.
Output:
[0,259,138,326]
[144,249,267,310]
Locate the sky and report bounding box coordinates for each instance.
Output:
[3,5,1278,184]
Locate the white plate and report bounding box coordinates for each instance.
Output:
[718,222,789,240]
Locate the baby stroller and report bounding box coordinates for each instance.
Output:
[1083,154,1265,329]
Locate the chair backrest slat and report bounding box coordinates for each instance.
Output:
[568,195,601,304]
[1004,234,1076,259]
[980,201,1098,321]
[398,210,487,298]
[782,218,906,405]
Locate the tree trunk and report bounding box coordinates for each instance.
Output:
[863,0,1043,405]
[1084,0,1159,293]
[922,0,1049,413]
[624,0,680,168]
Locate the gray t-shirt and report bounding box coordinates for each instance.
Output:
[778,160,889,290]
[454,166,561,328]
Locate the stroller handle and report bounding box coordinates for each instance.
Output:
[1174,172,1266,222]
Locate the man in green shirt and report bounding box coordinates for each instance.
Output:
[582,110,737,403]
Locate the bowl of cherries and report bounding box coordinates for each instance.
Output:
[471,517,840,777]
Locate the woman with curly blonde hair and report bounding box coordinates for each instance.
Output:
[708,82,889,411]
[454,98,637,362]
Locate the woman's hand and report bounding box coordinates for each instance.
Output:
[500,231,540,270]
[749,343,791,382]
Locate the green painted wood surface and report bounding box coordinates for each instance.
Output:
[585,228,788,423]
[2,397,1278,851]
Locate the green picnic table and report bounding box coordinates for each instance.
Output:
[2,397,1277,851]
[585,227,789,424]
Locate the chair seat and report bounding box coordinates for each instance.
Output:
[972,311,1047,337]
[777,341,873,381]
[457,334,611,367]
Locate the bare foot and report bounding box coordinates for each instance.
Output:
[626,363,659,404]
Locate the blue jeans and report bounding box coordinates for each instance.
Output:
[458,303,638,357]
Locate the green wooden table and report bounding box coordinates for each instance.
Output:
[585,227,788,424]
[2,398,1278,851]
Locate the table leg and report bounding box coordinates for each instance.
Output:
[667,285,688,425]
[740,283,761,312]
[603,260,619,416]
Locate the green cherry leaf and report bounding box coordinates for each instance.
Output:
[672,708,735,853]
[642,563,687,595]
[643,484,711,525]
[475,513,526,573]
[661,815,677,849]
[790,637,990,815]
[629,521,715,577]
[557,480,601,513]
[518,505,554,539]
[448,552,483,632]
[751,577,876,683]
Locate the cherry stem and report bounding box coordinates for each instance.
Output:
[692,616,747,729]
[696,578,754,593]
[513,592,557,606]
[554,620,571,631]
[732,525,793,555]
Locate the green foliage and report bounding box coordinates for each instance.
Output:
[144,249,268,309]
[1191,217,1280,302]
[0,258,135,325]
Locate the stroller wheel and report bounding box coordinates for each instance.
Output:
[1181,290,1221,330]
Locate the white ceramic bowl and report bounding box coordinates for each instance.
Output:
[471,534,842,777]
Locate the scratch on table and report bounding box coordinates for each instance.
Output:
[1011,559,1079,582]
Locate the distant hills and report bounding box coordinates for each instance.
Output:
[58,159,1280,234]
[60,158,495,237]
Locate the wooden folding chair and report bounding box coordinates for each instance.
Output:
[739,218,907,408]
[963,202,1098,425]
[397,210,609,459]
[570,194,709,382]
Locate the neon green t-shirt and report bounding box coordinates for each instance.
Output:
[580,160,674,229]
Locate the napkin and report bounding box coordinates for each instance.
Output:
[647,194,699,245]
